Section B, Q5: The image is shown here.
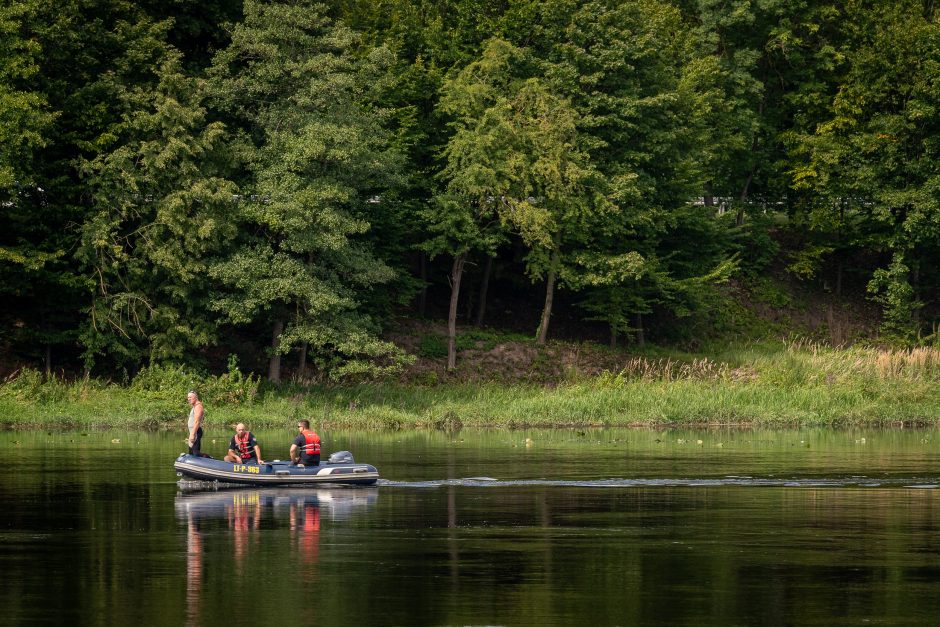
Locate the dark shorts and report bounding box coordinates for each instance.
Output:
[299,454,320,466]
[189,427,203,456]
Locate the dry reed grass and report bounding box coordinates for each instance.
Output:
[604,342,940,387]
[607,357,756,383]
[785,340,940,382]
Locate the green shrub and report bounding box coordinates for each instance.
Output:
[201,356,260,405]
[459,328,532,350]
[418,334,448,358]
[130,356,259,406]
[130,364,199,401]
[418,329,534,359]
[0,368,70,403]
[750,277,794,309]
[415,370,439,386]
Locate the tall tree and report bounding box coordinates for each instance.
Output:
[337,0,518,323]
[793,1,940,340]
[78,52,236,372]
[0,0,52,192]
[685,0,802,219]
[208,0,408,381]
[544,0,736,344]
[0,0,59,371]
[437,38,600,356]
[3,0,171,372]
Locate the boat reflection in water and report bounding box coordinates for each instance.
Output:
[177,488,378,626]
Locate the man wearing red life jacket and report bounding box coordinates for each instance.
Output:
[224,423,264,464]
[290,419,321,466]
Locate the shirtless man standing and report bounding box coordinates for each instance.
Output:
[186,391,205,456]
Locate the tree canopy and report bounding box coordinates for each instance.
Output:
[1,0,937,379]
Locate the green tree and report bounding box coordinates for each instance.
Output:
[793,2,940,340]
[2,0,171,373]
[685,0,803,220]
[0,0,52,191]
[544,0,736,344]
[208,0,409,381]
[0,0,61,372]
[78,52,236,373]
[338,0,519,323]
[437,38,601,359]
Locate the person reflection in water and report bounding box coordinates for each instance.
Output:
[229,491,261,573]
[290,420,321,466]
[290,497,320,580]
[186,511,202,627]
[224,423,264,464]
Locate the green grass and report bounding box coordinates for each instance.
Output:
[1,342,937,430]
[417,327,534,358]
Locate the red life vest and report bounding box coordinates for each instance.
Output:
[234,431,254,459]
[300,429,321,456]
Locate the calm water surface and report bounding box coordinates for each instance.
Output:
[3,427,940,625]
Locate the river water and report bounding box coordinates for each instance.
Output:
[3,427,940,625]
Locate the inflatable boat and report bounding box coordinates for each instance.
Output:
[173,450,380,486]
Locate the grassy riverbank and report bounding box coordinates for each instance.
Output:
[1,341,937,430]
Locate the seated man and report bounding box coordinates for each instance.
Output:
[224,423,264,464]
[290,420,321,466]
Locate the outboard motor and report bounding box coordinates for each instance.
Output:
[328,450,355,464]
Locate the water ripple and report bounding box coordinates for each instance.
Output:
[377,477,940,489]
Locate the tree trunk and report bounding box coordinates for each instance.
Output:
[536,250,559,345]
[703,184,714,209]
[297,342,307,379]
[635,313,645,347]
[45,345,52,378]
[418,252,427,317]
[835,259,843,298]
[610,324,618,348]
[475,255,493,328]
[736,171,753,227]
[836,199,845,297]
[736,118,761,225]
[447,253,467,371]
[268,319,284,383]
[464,271,475,320]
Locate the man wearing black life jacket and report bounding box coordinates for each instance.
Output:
[224,423,264,464]
[290,419,321,466]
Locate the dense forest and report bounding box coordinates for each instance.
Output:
[2,0,938,382]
